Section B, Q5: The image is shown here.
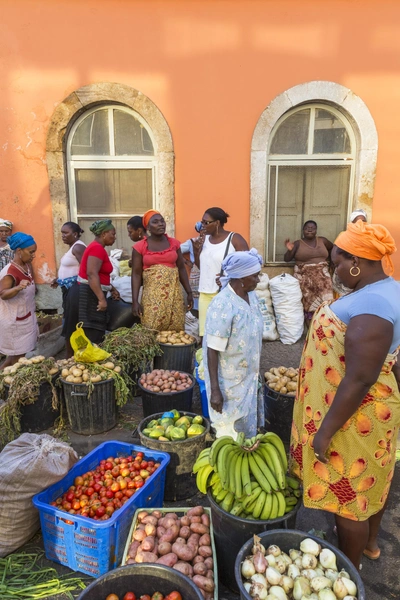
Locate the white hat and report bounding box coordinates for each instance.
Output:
[350,208,368,223]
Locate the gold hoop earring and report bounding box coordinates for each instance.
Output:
[350,266,361,277]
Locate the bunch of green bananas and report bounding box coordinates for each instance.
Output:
[192,432,301,520]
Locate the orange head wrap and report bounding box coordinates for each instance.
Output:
[142,210,161,229]
[334,221,397,275]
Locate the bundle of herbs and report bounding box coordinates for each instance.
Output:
[100,325,161,373]
[0,551,86,599]
[0,357,60,445]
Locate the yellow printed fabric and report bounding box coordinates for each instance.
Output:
[290,303,400,521]
[141,265,185,332]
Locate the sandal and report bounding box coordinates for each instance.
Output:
[363,548,381,560]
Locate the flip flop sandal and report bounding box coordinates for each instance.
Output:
[363,548,381,560]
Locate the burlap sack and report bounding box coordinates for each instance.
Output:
[0,433,78,557]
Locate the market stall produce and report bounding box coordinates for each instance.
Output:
[122,507,217,600]
[141,411,206,441]
[154,331,196,374]
[0,356,60,442]
[264,366,299,443]
[264,366,299,397]
[235,531,365,600]
[138,371,195,418]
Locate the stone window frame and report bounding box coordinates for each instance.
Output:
[46,82,174,266]
[250,81,378,259]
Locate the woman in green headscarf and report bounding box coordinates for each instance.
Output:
[77,220,120,344]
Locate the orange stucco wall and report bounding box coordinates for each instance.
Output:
[1,0,400,284]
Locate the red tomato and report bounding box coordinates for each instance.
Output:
[105,594,119,600]
[140,470,150,479]
[110,482,120,493]
[96,506,106,517]
[106,490,114,499]
[72,500,81,510]
[123,593,136,600]
[124,489,135,498]
[136,452,144,458]
[86,487,94,497]
[105,461,113,471]
[127,481,136,489]
[93,483,102,492]
[140,461,148,469]
[165,593,182,600]
[74,476,84,486]
[105,505,115,516]
[139,596,151,600]
[66,491,75,502]
[135,480,144,489]
[100,497,108,506]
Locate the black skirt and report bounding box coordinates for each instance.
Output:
[61,282,80,343]
[78,283,108,334]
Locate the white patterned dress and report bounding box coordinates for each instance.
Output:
[203,284,264,438]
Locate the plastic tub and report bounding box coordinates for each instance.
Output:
[138,411,210,500]
[264,383,295,444]
[235,529,366,600]
[62,378,117,435]
[32,441,170,577]
[207,488,300,592]
[195,366,209,418]
[138,373,195,418]
[4,376,60,433]
[121,507,218,600]
[154,341,196,373]
[77,564,203,600]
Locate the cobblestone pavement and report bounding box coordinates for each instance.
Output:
[13,338,400,599]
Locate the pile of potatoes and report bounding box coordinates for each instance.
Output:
[139,369,193,394]
[60,360,121,384]
[156,330,196,345]
[2,355,59,385]
[125,507,215,599]
[265,365,299,397]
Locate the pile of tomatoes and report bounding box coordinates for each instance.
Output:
[105,593,182,600]
[50,452,161,521]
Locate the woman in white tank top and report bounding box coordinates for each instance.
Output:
[194,207,249,336]
[51,222,86,356]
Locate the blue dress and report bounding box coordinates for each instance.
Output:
[203,285,264,438]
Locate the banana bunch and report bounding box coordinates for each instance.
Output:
[192,432,301,520]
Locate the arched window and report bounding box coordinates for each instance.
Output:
[266,104,356,263]
[67,105,156,249]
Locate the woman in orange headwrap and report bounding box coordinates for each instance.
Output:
[290,221,400,569]
[131,210,192,331]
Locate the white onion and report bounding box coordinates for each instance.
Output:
[333,576,357,598]
[269,585,288,600]
[287,564,301,579]
[310,576,333,592]
[281,575,294,594]
[302,553,318,569]
[266,566,282,586]
[301,569,317,580]
[324,569,339,583]
[319,548,338,571]
[300,538,321,556]
[250,582,269,599]
[293,576,311,600]
[242,558,256,579]
[318,590,337,600]
[268,544,282,557]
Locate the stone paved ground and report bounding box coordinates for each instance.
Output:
[12,338,400,599]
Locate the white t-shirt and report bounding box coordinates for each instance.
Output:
[198,234,235,294]
[58,240,86,279]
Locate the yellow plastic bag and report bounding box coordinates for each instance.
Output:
[70,323,111,363]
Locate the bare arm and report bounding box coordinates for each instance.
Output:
[313,314,393,462]
[232,233,249,252]
[131,249,143,316]
[284,239,300,262]
[86,255,107,311]
[0,274,30,300]
[71,244,85,264]
[207,346,224,413]
[176,248,193,310]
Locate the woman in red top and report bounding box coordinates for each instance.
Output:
[0,232,38,369]
[78,220,119,344]
[131,210,192,331]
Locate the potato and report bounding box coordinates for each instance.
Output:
[190,523,209,535]
[103,362,115,369]
[156,553,178,567]
[287,381,297,392]
[65,375,75,382]
[190,516,202,523]
[141,536,155,552]
[157,526,166,538]
[198,545,212,558]
[159,524,180,543]
[204,557,213,570]
[192,575,215,593]
[199,533,211,546]
[61,368,69,378]
[133,529,147,542]
[135,551,158,563]
[172,542,197,562]
[127,541,140,559]
[157,542,172,556]
[280,386,288,395]
[193,555,205,564]
[179,526,191,539]
[141,515,158,526]
[174,561,193,577]
[144,523,156,537]
[193,562,208,576]
[201,514,210,527]
[137,511,148,522]
[186,507,203,519]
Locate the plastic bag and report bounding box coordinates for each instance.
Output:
[185,311,200,343]
[255,274,279,341]
[269,273,304,344]
[70,322,111,363]
[0,433,78,557]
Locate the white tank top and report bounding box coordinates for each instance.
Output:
[199,234,235,293]
[58,240,86,279]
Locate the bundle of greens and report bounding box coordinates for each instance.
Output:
[100,325,161,373]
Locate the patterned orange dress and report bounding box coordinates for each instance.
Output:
[290,302,400,521]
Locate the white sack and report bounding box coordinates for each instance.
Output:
[269,273,304,344]
[255,274,279,341]
[0,433,78,557]
[185,311,200,343]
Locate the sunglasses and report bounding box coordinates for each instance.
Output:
[201,219,217,226]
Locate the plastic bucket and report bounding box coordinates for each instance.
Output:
[138,411,210,501]
[77,563,203,600]
[138,374,195,418]
[207,489,300,592]
[62,378,117,435]
[264,383,295,444]
[154,341,196,373]
[4,376,59,433]
[235,528,366,600]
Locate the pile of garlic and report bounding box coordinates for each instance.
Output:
[241,535,358,600]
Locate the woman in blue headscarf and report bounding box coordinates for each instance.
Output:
[0,232,38,369]
[203,248,264,438]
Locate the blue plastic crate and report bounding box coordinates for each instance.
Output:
[32,441,170,577]
[195,366,209,418]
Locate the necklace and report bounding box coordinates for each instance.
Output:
[11,260,31,278]
[301,237,317,249]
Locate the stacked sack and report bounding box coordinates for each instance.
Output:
[254,274,279,341]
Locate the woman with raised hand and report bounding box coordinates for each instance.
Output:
[0,232,38,369]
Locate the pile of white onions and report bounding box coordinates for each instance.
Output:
[241,535,358,600]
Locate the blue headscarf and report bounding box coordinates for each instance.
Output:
[220,248,263,289]
[7,232,36,250]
